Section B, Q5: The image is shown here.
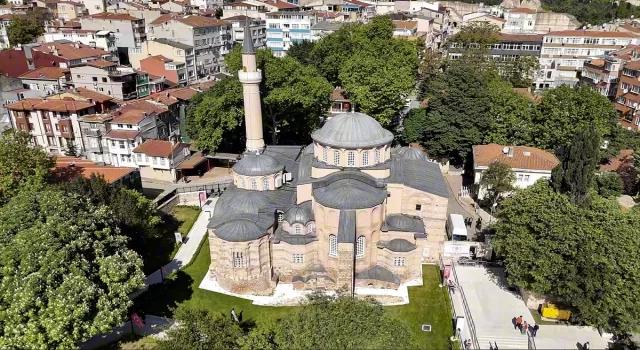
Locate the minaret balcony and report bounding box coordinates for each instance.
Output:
[238,69,262,84]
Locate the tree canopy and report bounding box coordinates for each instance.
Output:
[493,181,640,334]
[479,161,516,206]
[186,46,332,152]
[0,190,144,349]
[157,307,244,350]
[7,15,44,46]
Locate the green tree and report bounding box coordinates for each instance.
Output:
[483,78,534,145]
[214,8,222,19]
[287,40,316,66]
[64,140,78,157]
[533,86,618,151]
[7,15,43,46]
[479,161,516,206]
[593,172,623,198]
[0,129,55,203]
[157,307,243,350]
[0,190,144,349]
[551,128,601,206]
[617,160,638,196]
[273,293,415,349]
[187,47,332,151]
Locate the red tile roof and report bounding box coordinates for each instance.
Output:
[499,33,544,42]
[19,66,68,79]
[71,87,115,103]
[5,98,93,112]
[600,149,633,172]
[264,0,298,9]
[167,87,197,100]
[393,20,417,30]
[112,109,152,124]
[133,139,183,157]
[473,144,559,171]
[32,42,110,60]
[174,15,229,27]
[546,30,637,38]
[143,55,173,63]
[54,157,136,183]
[106,129,141,139]
[331,87,348,101]
[86,59,117,68]
[118,99,168,114]
[621,23,640,34]
[510,7,536,13]
[87,12,140,20]
[149,13,174,25]
[50,19,81,28]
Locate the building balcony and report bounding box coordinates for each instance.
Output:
[238,70,262,84]
[123,91,137,100]
[85,129,101,137]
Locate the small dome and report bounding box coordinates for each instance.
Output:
[311,112,394,149]
[232,154,284,176]
[387,239,417,252]
[213,219,266,242]
[396,146,426,161]
[283,202,314,225]
[303,143,314,155]
[225,191,269,214]
[386,214,418,230]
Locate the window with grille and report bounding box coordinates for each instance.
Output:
[333,151,340,166]
[329,234,337,257]
[356,236,365,258]
[307,224,313,233]
[347,152,355,166]
[393,257,405,267]
[251,180,257,190]
[295,225,301,234]
[233,252,244,267]
[362,152,369,166]
[263,178,269,190]
[323,147,328,161]
[293,254,304,263]
[277,212,283,223]
[375,149,381,163]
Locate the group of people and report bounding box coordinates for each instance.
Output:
[514,315,539,337]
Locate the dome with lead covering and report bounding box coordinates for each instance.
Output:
[223,191,270,214]
[283,202,314,225]
[232,154,284,176]
[386,214,418,231]
[312,112,394,149]
[396,146,427,161]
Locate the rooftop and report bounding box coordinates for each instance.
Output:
[150,37,193,49]
[86,12,141,20]
[32,42,110,60]
[133,139,184,157]
[498,33,544,42]
[473,144,560,171]
[311,112,394,149]
[312,21,344,31]
[264,0,298,9]
[70,87,115,103]
[112,109,152,124]
[5,98,93,112]
[545,30,637,38]
[86,59,117,68]
[600,149,633,172]
[393,20,417,30]
[509,7,536,13]
[19,66,68,80]
[106,129,141,139]
[54,157,137,184]
[174,15,230,27]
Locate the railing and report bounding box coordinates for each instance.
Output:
[439,255,465,350]
[451,262,480,350]
[527,327,537,349]
[175,181,231,195]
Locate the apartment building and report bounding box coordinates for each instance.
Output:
[265,12,317,57]
[0,14,12,49]
[148,15,232,77]
[311,21,343,41]
[502,7,536,34]
[19,67,72,94]
[52,0,86,20]
[82,0,107,14]
[106,3,163,32]
[580,57,623,100]
[79,113,112,163]
[221,2,268,19]
[192,0,222,10]
[139,55,187,85]
[80,12,146,62]
[106,109,159,167]
[537,31,638,90]
[225,16,266,49]
[6,97,96,154]
[161,0,191,13]
[71,60,138,100]
[614,60,640,130]
[132,139,190,182]
[392,20,417,36]
[44,19,81,32]
[43,30,117,54]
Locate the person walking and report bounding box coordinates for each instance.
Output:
[515,315,523,330]
[584,342,590,350]
[531,324,539,337]
[463,339,471,350]
[448,280,456,294]
[494,342,498,350]
[521,321,529,335]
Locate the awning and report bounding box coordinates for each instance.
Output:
[178,152,207,170]
[206,152,241,161]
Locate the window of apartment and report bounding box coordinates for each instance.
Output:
[524,174,530,182]
[636,117,640,126]
[277,212,284,223]
[622,82,630,90]
[251,180,257,190]
[111,140,116,147]
[291,23,299,29]
[98,88,105,92]
[362,151,369,166]
[233,252,244,267]
[92,77,98,82]
[624,68,635,77]
[329,234,337,257]
[375,148,381,163]
[292,254,304,264]
[618,96,627,104]
[152,157,157,165]
[76,74,81,79]
[268,23,280,29]
[101,77,107,83]
[160,157,166,165]
[517,174,524,182]
[347,151,355,166]
[263,178,269,190]
[333,150,340,166]
[47,136,56,145]
[44,124,51,132]
[356,235,365,258]
[120,155,126,162]
[632,85,640,94]
[62,125,68,132]
[415,204,422,211]
[119,140,125,149]
[137,153,142,162]
[393,257,406,267]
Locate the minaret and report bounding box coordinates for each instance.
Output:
[238,19,265,153]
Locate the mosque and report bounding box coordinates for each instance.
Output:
[206,22,449,296]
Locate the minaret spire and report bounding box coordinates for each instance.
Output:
[238,18,265,153]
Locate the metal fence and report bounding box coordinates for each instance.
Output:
[439,256,465,350]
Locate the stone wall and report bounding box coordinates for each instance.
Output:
[534,12,580,33]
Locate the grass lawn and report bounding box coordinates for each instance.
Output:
[171,206,201,238]
[134,238,454,348]
[386,265,455,349]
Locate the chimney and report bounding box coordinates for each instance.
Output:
[507,147,514,157]
[87,98,94,105]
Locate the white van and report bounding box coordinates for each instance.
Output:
[446,213,468,241]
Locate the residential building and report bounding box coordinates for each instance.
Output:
[82,0,107,14]
[49,87,120,113]
[71,60,138,100]
[43,30,117,54]
[117,98,171,138]
[339,0,375,20]
[614,60,640,130]
[78,113,112,163]
[448,33,542,65]
[30,42,115,68]
[52,0,86,20]
[0,5,13,15]
[392,20,417,37]
[142,86,197,137]
[5,97,96,154]
[136,71,150,98]
[580,57,623,100]
[310,20,343,41]
[160,0,191,13]
[460,12,505,31]
[148,15,232,77]
[191,0,221,10]
[105,108,160,167]
[328,87,351,117]
[1,74,46,125]
[53,156,141,189]
[106,3,164,32]
[80,12,146,62]
[472,144,559,199]
[265,11,317,57]
[19,67,72,94]
[221,2,268,19]
[139,55,187,85]
[225,15,266,49]
[502,7,536,34]
[537,31,638,90]
[128,38,193,78]
[44,19,81,32]
[263,0,299,12]
[133,139,190,182]
[0,14,12,49]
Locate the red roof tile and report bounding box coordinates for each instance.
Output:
[5,98,93,112]
[106,129,141,139]
[71,87,115,103]
[264,0,298,9]
[32,42,110,60]
[54,157,136,183]
[600,149,633,172]
[133,139,183,157]
[510,7,536,13]
[86,59,117,68]
[19,66,68,79]
[87,12,140,20]
[112,109,152,124]
[473,144,559,171]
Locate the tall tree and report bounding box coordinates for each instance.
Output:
[483,78,534,145]
[551,127,601,207]
[7,15,43,46]
[593,172,623,198]
[286,40,317,66]
[0,190,144,348]
[0,130,55,203]
[64,140,78,157]
[187,47,332,151]
[617,160,638,196]
[479,161,516,206]
[158,307,243,350]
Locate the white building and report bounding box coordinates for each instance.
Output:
[132,139,190,182]
[43,30,117,54]
[105,109,160,167]
[0,14,12,49]
[502,7,536,34]
[265,11,317,57]
[472,144,560,199]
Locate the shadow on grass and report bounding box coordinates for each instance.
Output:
[138,215,182,275]
[141,188,164,200]
[133,270,195,317]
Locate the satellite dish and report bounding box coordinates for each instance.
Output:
[502,146,509,154]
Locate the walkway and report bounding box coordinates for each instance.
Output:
[445,173,479,239]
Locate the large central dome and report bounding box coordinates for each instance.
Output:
[312,112,394,149]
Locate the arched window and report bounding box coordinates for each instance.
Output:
[356,235,365,258]
[233,252,244,267]
[362,151,369,166]
[307,223,313,234]
[295,225,301,234]
[275,174,282,188]
[375,148,381,163]
[251,180,257,190]
[241,179,246,188]
[323,147,328,161]
[263,178,269,190]
[347,151,355,166]
[329,234,337,257]
[333,151,340,166]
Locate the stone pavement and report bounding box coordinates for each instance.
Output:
[445,174,479,239]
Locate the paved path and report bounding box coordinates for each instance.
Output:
[444,174,479,239]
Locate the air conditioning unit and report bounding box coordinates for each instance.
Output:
[633,102,637,108]
[624,89,629,93]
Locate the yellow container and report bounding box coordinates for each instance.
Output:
[541,303,571,321]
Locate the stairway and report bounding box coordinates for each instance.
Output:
[475,329,529,349]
